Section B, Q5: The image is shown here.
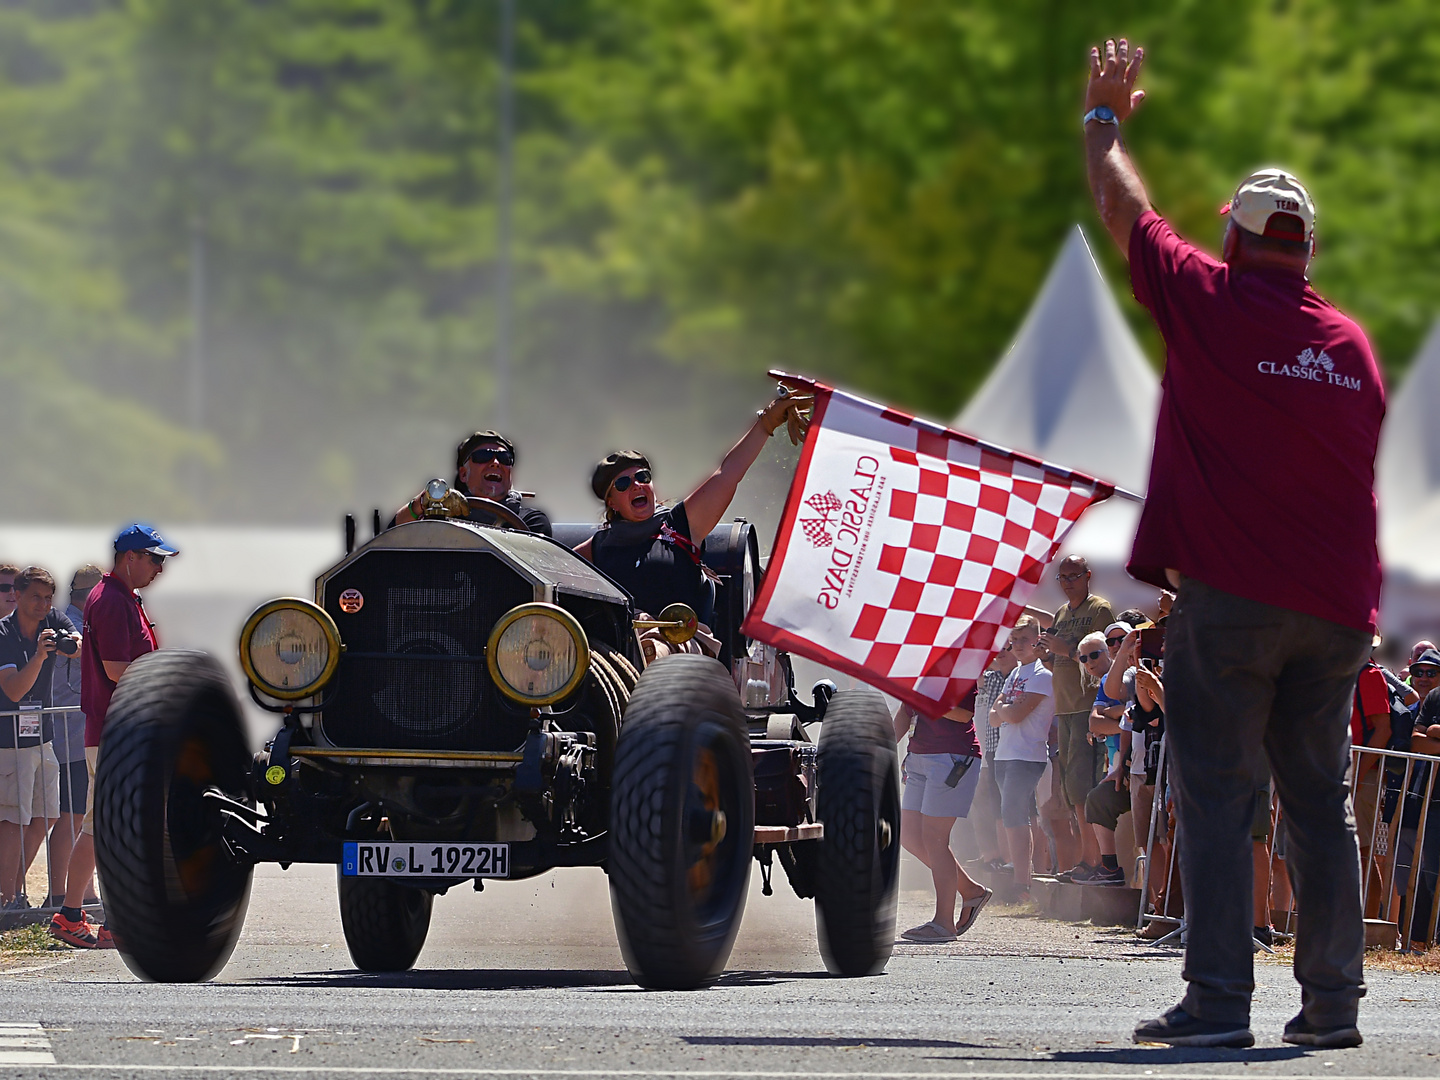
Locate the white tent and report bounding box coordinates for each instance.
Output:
[955,225,1158,493]
[954,225,1159,564]
[1377,317,1440,527]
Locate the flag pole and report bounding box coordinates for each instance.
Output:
[767,369,1147,505]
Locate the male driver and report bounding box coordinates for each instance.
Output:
[0,567,74,909]
[394,431,552,535]
[49,524,175,949]
[1039,555,1114,882]
[1085,40,1384,1049]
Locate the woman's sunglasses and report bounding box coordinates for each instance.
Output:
[1078,649,1107,662]
[469,448,515,467]
[1105,636,1127,647]
[611,469,652,493]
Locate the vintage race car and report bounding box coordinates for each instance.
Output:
[92,480,900,988]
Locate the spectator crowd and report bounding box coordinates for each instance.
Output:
[1,524,176,948]
[895,553,1440,952]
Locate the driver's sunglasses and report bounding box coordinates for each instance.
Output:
[1078,649,1106,662]
[1412,665,1440,679]
[469,448,515,467]
[611,469,652,493]
[0,583,13,594]
[1105,636,1127,647]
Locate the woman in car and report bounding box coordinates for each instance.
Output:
[575,388,811,655]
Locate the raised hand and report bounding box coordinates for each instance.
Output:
[1086,37,1145,122]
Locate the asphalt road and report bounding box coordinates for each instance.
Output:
[2,862,1437,1078]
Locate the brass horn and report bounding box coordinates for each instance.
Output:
[633,603,699,645]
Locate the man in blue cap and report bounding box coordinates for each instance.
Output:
[49,524,177,949]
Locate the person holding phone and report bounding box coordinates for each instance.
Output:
[1039,554,1115,883]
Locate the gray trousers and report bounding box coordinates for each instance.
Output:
[1165,577,1371,1027]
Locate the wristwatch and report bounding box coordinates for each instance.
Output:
[1083,105,1119,128]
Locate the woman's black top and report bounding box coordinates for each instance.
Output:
[589,502,705,617]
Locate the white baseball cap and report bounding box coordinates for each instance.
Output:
[1221,167,1315,242]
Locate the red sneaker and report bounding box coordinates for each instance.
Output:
[49,912,98,949]
[94,925,118,950]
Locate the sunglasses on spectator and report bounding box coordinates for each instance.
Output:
[1056,571,1087,583]
[611,469,653,493]
[1412,665,1440,679]
[1105,636,1126,647]
[1078,649,1106,662]
[469,448,515,467]
[0,583,13,594]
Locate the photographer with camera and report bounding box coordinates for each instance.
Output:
[0,566,77,910]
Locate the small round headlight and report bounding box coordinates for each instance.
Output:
[239,599,342,701]
[425,477,450,502]
[486,603,589,705]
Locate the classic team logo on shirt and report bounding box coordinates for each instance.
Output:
[1256,347,1361,391]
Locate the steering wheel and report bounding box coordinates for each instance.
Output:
[464,497,531,532]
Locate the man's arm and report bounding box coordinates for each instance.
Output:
[0,632,57,701]
[993,692,1045,726]
[1084,38,1152,258]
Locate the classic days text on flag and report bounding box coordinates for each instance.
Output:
[744,377,1118,718]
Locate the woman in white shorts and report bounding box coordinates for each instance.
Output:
[894,686,994,943]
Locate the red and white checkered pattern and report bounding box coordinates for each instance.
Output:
[744,382,1112,718]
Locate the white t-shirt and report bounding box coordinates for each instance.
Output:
[993,660,1054,763]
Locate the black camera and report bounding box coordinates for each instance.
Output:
[44,616,79,656]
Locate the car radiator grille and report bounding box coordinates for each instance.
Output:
[319,550,533,750]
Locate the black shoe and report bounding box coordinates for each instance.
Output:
[1282,1013,1362,1049]
[1253,925,1274,947]
[1056,862,1091,884]
[1134,1006,1254,1048]
[1081,864,1127,886]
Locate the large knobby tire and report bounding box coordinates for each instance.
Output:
[93,650,254,983]
[337,873,434,972]
[609,654,755,989]
[814,687,901,976]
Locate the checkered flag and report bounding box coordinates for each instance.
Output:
[744,380,1115,717]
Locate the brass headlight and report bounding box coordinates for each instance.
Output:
[239,598,342,701]
[486,603,589,706]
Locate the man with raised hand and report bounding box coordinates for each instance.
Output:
[1084,38,1384,1049]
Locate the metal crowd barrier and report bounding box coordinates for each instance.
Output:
[1134,736,1440,952]
[1,707,92,929]
[1350,744,1439,952]
[1135,734,1184,943]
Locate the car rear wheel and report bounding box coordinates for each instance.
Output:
[337,874,434,972]
[609,654,754,989]
[814,687,900,976]
[93,651,254,983]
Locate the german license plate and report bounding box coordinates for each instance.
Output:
[341,842,509,879]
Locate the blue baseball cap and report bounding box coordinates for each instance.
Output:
[114,523,180,557]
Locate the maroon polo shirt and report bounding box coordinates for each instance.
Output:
[81,573,158,746]
[905,685,981,757]
[1127,211,1384,633]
